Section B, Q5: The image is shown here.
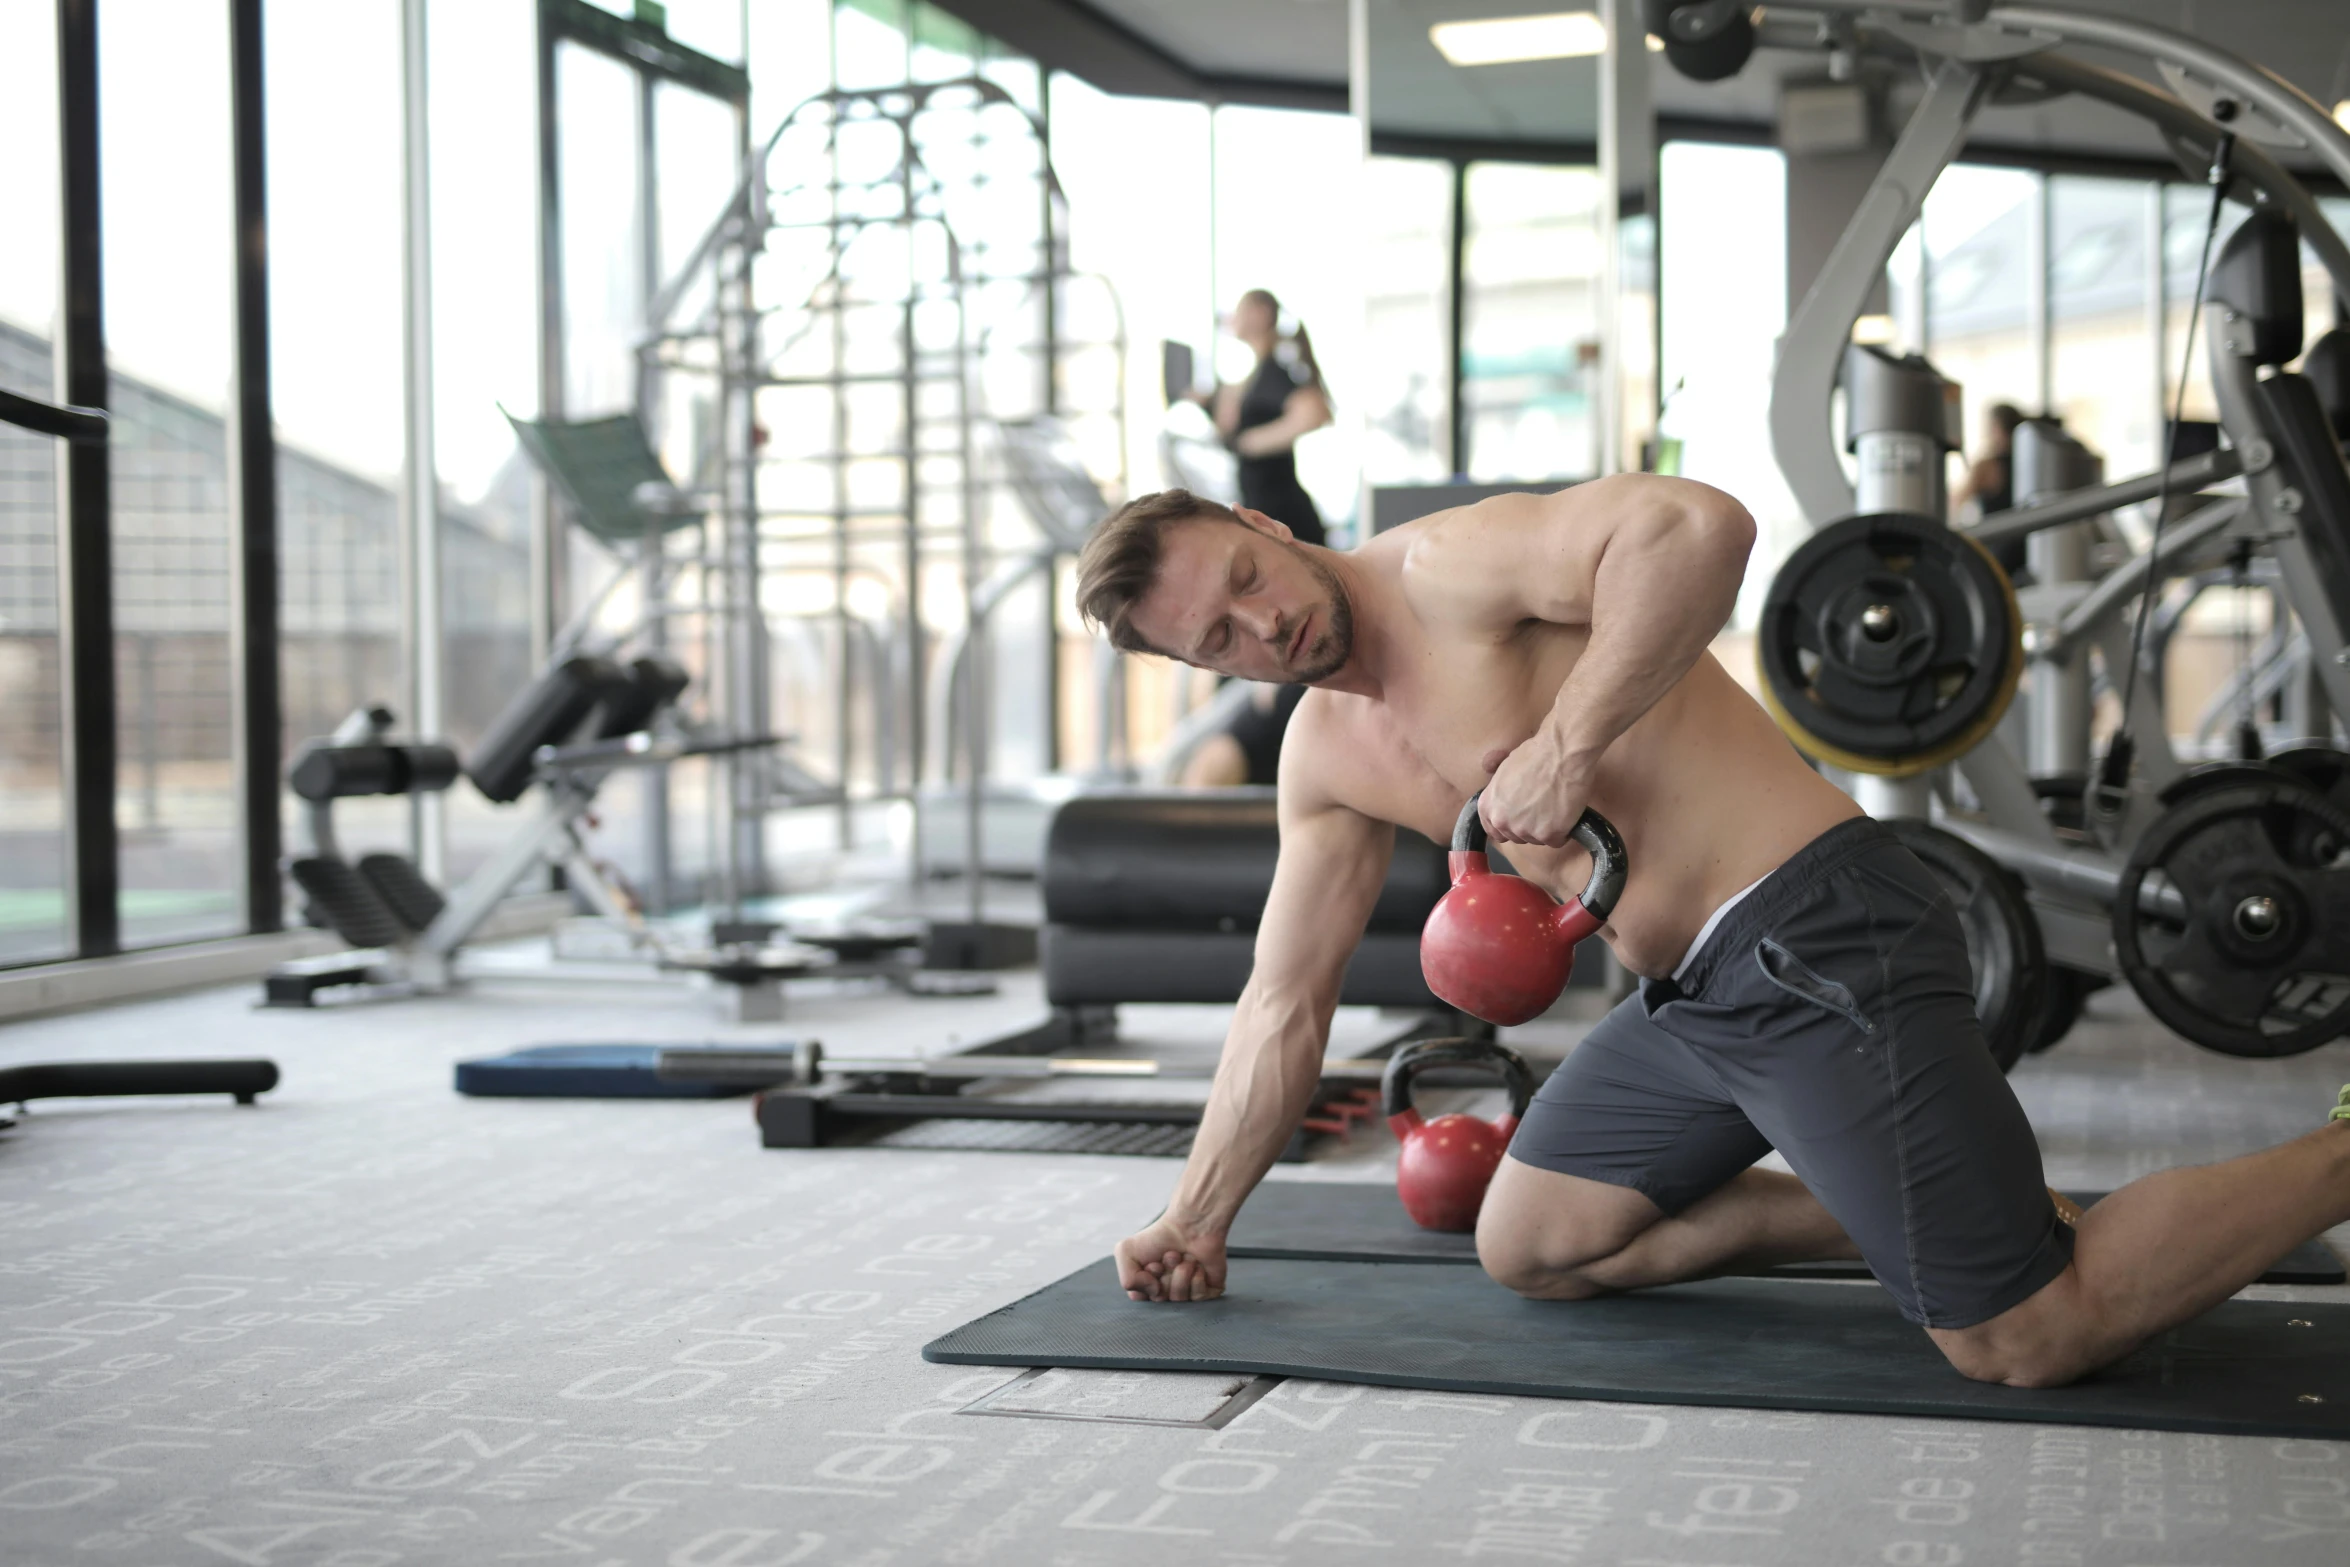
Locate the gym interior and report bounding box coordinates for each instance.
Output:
[5,1,2350,1560]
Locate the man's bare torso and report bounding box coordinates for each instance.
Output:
[1288,505,1861,978]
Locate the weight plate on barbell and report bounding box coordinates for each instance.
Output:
[2112,778,2350,1058]
[1885,820,2046,1073]
[1758,513,2023,777]
[2270,745,2350,811]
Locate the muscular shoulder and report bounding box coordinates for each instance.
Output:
[1392,475,1716,630]
[1276,685,1444,826]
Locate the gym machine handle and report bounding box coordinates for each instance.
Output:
[0,387,108,445]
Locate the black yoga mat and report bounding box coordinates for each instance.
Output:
[925,1256,2350,1438]
[1227,1180,2348,1285]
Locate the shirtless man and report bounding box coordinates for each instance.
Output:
[1073,478,2350,1387]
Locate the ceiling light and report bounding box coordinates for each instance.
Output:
[1430,12,1607,67]
[2336,99,2350,132]
[1852,314,1897,346]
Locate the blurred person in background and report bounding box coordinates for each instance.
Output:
[1175,289,1332,786]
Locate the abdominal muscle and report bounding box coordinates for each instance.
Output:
[1332,653,1862,980]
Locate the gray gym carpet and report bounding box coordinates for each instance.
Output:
[4,963,2348,1565]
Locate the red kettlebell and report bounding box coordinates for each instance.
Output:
[1419,792,1627,1027]
[1384,1037,1536,1232]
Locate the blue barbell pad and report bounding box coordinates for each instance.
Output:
[926,1257,2350,1439]
[1225,1179,2345,1285]
[453,1044,774,1099]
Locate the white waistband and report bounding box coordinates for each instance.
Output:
[1670,872,1772,985]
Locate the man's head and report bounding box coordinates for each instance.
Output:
[1076,489,1355,683]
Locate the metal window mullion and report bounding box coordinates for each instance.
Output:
[401,0,444,883]
[2029,171,2051,416]
[2145,180,2167,481]
[228,0,282,936]
[1449,159,1468,478]
[56,0,118,959]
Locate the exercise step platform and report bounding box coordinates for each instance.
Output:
[752,1075,1378,1161]
[264,949,403,1008]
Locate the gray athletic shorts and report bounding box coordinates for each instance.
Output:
[1508,815,2075,1329]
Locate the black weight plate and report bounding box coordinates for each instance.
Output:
[2114,779,2350,1058]
[1885,820,2047,1072]
[2022,965,2096,1054]
[2158,760,2301,808]
[2271,745,2350,810]
[1759,514,2022,776]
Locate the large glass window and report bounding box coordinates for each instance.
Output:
[2049,175,2158,480]
[0,1,68,964]
[1460,161,1601,484]
[1658,140,1794,621]
[1360,156,1453,487]
[1049,73,1213,496]
[1917,165,2040,513]
[428,0,539,883]
[267,0,409,885]
[1211,105,1366,533]
[101,0,242,948]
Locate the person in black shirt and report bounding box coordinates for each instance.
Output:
[1178,681,1307,787]
[1200,289,1331,546]
[1171,291,1332,786]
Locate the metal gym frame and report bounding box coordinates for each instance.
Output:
[532,0,751,912]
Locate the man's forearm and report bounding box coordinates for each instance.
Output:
[1164,988,1330,1232]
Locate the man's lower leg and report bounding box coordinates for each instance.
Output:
[1576,1168,1861,1291]
[2057,1121,2350,1362]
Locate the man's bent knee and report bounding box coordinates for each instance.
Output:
[1928,1269,2104,1388]
[1475,1157,1661,1300]
[1477,1232,1613,1300]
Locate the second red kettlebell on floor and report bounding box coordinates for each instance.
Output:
[1384,1037,1537,1232]
[1418,792,1627,1026]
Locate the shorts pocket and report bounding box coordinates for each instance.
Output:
[1755,938,1876,1034]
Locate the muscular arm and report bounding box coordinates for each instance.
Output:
[1117,728,1394,1300]
[1424,474,1755,844]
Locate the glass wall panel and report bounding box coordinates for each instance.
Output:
[910,0,976,82]
[267,0,409,882]
[428,0,539,883]
[750,0,832,136]
[1360,156,1452,488]
[1049,73,1212,496]
[1658,141,1795,621]
[835,0,908,91]
[2049,175,2157,479]
[0,1,69,963]
[1460,161,1600,484]
[662,0,744,64]
[1921,165,2040,519]
[1211,105,1364,533]
[101,0,241,947]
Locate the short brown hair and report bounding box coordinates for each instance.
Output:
[1075,488,1240,654]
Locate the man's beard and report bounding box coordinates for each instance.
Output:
[1291,548,1354,683]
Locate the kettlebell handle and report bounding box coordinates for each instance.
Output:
[1453,792,1627,925]
[1381,1036,1536,1126]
